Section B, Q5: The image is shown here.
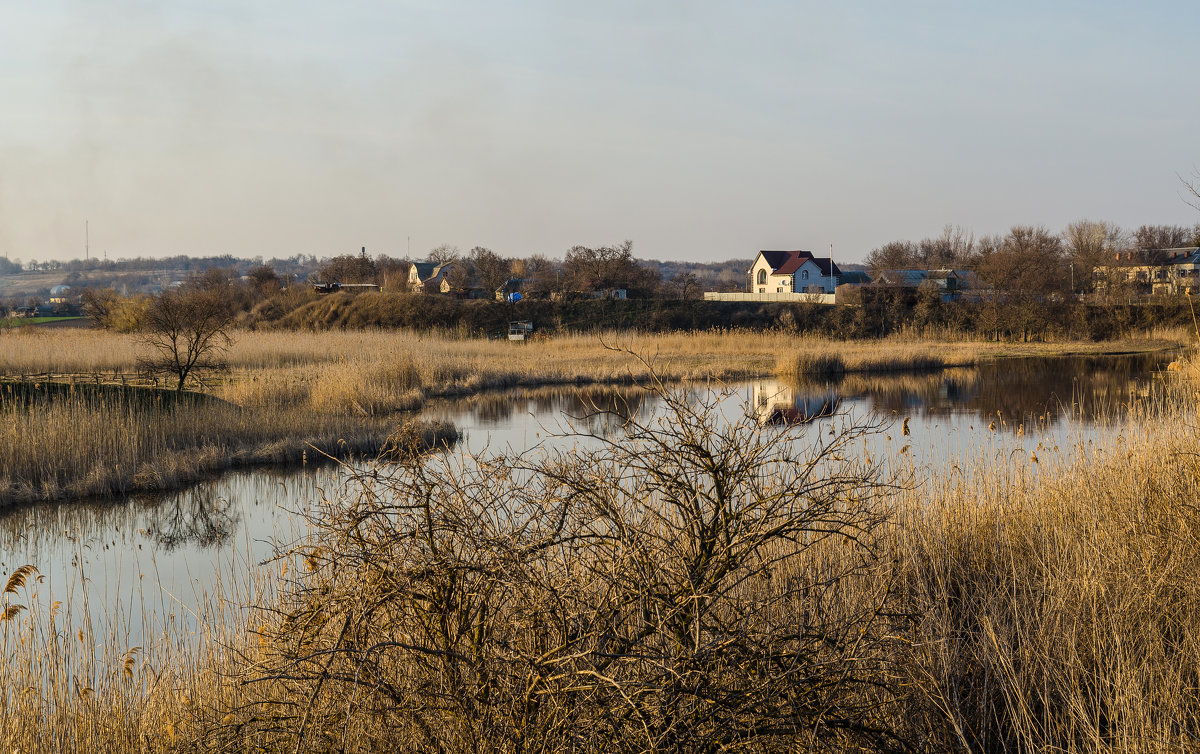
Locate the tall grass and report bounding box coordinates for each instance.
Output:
[0,389,456,505]
[889,399,1200,751]
[2,327,1183,397]
[2,334,1199,750]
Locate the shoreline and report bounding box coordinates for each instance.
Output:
[1,333,1187,508]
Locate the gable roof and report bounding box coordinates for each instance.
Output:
[806,257,843,277]
[758,250,815,274]
[757,250,842,277]
[410,262,437,279]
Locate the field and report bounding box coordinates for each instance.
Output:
[0,315,87,329]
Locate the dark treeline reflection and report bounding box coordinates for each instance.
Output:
[450,386,650,432]
[771,353,1173,431]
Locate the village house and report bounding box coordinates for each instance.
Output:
[1094,248,1200,296]
[748,250,841,294]
[408,261,457,293]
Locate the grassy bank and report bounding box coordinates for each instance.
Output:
[1,325,1187,388]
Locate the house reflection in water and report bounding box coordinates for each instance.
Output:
[752,380,841,426]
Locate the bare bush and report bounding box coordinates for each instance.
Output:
[225,357,905,752]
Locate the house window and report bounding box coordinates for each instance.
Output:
[757,269,767,285]
[801,270,809,280]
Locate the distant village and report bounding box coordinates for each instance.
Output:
[4,222,1200,321]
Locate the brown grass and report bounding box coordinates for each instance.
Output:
[0,326,1184,395]
[0,387,456,505]
[888,395,1200,751]
[1,333,1199,750]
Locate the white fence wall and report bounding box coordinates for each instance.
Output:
[703,292,837,305]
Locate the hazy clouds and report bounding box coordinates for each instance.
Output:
[2,1,1198,263]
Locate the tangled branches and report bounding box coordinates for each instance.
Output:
[228,359,906,752]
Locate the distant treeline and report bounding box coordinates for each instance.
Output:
[863,222,1200,297]
[236,289,1198,342]
[3,244,758,302]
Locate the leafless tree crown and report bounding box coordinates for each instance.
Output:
[228,355,905,752]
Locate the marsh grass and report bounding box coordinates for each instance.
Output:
[1,327,1185,384]
[2,332,1199,750]
[0,387,457,505]
[889,400,1200,751]
[0,555,271,753]
[1,397,1199,751]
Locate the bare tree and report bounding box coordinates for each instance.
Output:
[865,240,918,276]
[230,354,904,752]
[468,246,512,294]
[1063,219,1124,294]
[427,244,461,265]
[1182,169,1200,212]
[138,288,236,392]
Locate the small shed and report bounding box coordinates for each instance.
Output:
[508,321,534,341]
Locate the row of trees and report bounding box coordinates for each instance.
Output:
[314,241,668,299]
[865,221,1200,296]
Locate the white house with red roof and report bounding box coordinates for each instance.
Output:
[749,250,841,294]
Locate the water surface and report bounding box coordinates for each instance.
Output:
[0,353,1176,642]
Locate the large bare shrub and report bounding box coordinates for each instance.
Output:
[224,358,905,752]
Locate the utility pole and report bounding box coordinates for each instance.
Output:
[829,242,835,292]
[85,220,89,262]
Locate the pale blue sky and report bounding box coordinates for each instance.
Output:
[2,1,1198,263]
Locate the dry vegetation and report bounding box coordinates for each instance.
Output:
[2,332,1200,751]
[1,326,1182,504]
[1,324,1184,391]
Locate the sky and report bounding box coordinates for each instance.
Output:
[2,1,1198,265]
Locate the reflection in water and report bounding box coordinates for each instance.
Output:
[433,386,650,440]
[145,488,239,550]
[785,354,1173,432]
[453,386,648,425]
[752,380,841,425]
[0,352,1177,639]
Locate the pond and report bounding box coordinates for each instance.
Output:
[0,353,1177,643]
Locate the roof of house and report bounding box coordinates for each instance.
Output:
[758,250,815,274]
[877,269,930,287]
[757,250,842,276]
[839,270,872,285]
[877,268,980,288]
[808,258,843,277]
[410,262,438,279]
[1164,248,1200,265]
